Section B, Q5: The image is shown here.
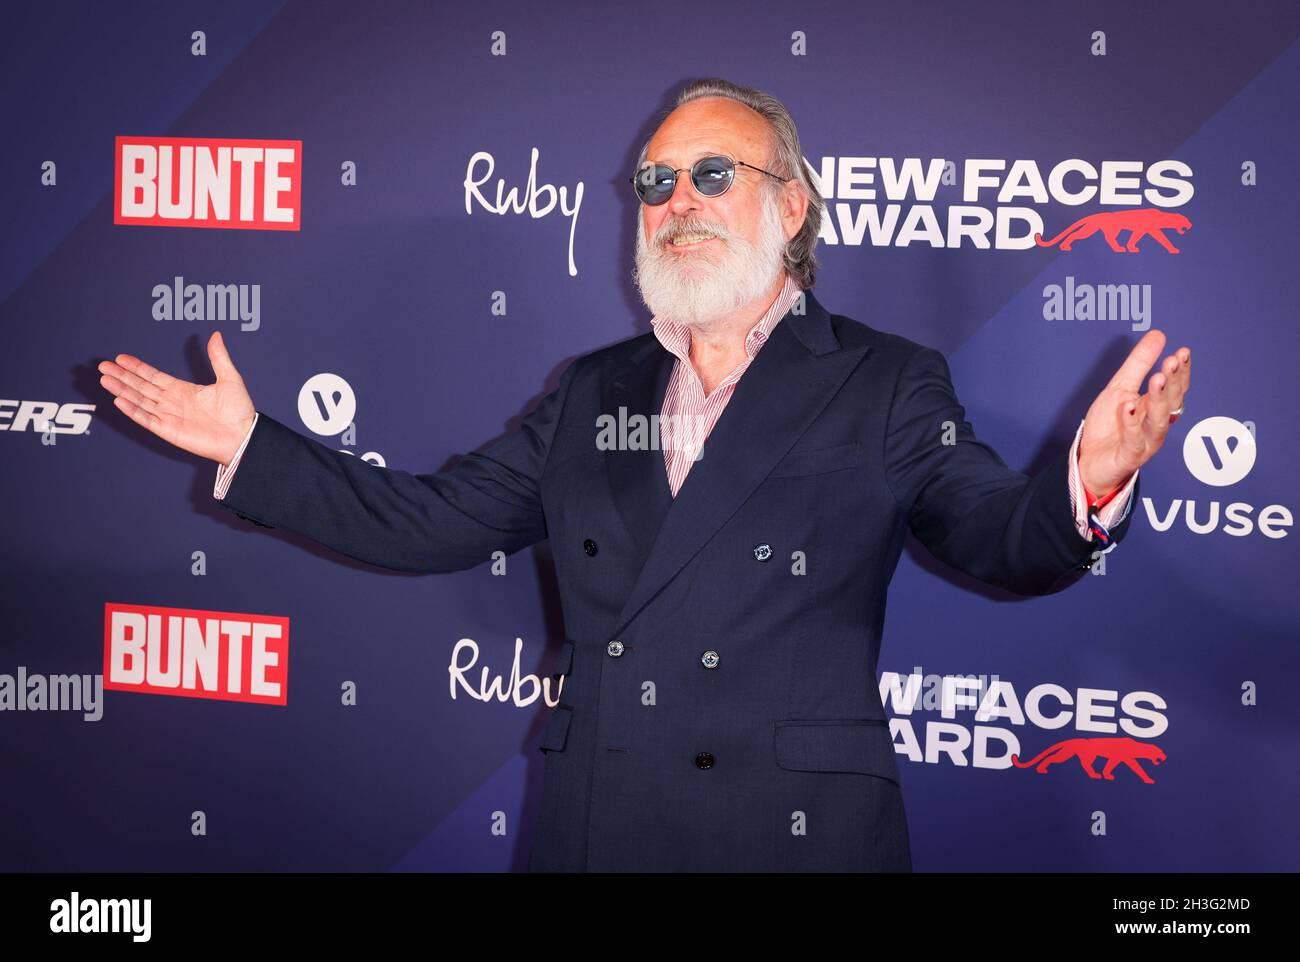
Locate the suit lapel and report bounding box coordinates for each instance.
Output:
[601,337,675,559]
[608,289,871,639]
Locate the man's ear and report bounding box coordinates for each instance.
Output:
[781,182,809,242]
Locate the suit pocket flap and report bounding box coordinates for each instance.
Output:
[539,704,573,753]
[768,442,864,478]
[773,719,899,785]
[551,640,575,678]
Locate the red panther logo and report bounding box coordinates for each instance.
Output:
[1011,737,1166,784]
[1035,208,1192,254]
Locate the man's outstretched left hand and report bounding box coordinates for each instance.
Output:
[1078,329,1192,499]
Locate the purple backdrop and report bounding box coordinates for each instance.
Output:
[2,0,1297,871]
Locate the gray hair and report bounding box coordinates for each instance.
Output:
[635,77,824,289]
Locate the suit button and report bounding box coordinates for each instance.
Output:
[606,640,625,658]
[583,538,598,556]
[695,751,715,769]
[700,650,719,669]
[753,543,772,561]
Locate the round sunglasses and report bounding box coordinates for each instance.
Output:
[629,154,790,205]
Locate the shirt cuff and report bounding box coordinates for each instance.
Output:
[1068,418,1138,541]
[213,412,259,501]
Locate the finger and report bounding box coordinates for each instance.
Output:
[98,373,180,419]
[1110,391,1142,456]
[1144,370,1171,436]
[1164,351,1191,411]
[207,331,244,384]
[1132,391,1166,451]
[1108,329,1167,393]
[112,352,178,391]
[105,373,169,415]
[112,394,164,435]
[1121,391,1143,434]
[1144,382,1175,454]
[99,362,165,404]
[1163,348,1190,377]
[97,359,140,387]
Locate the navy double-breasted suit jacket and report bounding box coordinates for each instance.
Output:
[216,288,1137,872]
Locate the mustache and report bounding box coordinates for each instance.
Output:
[654,218,731,246]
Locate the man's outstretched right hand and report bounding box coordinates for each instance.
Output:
[97,330,256,467]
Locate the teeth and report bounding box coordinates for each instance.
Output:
[671,233,713,246]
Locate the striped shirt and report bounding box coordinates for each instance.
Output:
[650,273,802,497]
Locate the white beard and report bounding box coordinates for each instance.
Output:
[632,186,789,329]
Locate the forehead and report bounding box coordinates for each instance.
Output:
[645,97,771,165]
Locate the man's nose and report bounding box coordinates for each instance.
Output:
[666,171,703,216]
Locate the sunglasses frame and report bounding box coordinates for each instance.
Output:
[629,154,791,205]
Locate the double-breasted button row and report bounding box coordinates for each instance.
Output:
[605,641,717,667]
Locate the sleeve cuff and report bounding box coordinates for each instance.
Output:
[1068,418,1138,541]
[213,412,260,501]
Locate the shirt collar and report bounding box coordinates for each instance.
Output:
[651,273,802,366]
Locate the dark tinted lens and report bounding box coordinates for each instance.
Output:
[634,164,676,205]
[692,156,734,195]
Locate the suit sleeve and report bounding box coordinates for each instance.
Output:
[882,346,1139,596]
[213,359,580,574]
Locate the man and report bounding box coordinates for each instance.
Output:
[97,78,1190,871]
